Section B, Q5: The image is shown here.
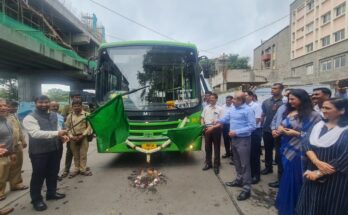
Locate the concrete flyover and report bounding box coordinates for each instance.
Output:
[0,0,103,101]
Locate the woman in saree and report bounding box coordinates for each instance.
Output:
[274,89,321,215]
[296,98,348,215]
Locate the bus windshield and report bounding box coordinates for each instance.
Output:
[96,45,200,111]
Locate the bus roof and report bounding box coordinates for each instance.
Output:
[100,40,197,50]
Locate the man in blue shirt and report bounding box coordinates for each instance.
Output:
[221,95,234,160]
[214,91,256,201]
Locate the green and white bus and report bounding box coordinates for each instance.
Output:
[95,41,207,154]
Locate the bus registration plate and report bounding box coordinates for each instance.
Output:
[141,143,157,150]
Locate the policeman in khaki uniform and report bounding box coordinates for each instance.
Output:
[0,145,13,215]
[60,91,90,178]
[65,100,92,177]
[0,98,19,202]
[7,100,28,191]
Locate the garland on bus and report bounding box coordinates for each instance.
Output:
[125,117,188,163]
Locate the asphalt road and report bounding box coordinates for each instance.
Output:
[1,141,278,215]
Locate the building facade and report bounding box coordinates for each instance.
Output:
[253,26,291,85]
[288,0,348,85]
[212,55,266,93]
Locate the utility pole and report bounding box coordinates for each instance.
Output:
[221,53,227,92]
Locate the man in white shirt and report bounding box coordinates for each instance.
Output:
[245,91,262,184]
[23,95,68,211]
[202,91,212,108]
[201,93,224,174]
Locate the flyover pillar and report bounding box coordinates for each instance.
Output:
[17,74,42,102]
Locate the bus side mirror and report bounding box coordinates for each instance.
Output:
[199,56,212,79]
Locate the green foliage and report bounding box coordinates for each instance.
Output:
[0,78,18,100]
[226,54,250,69]
[46,88,69,102]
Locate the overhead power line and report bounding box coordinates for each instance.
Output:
[201,14,289,52]
[106,33,125,41]
[87,0,177,41]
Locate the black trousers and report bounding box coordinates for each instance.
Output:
[30,150,60,203]
[64,142,73,173]
[204,127,221,166]
[222,124,231,156]
[262,131,275,170]
[274,137,283,179]
[250,128,262,178]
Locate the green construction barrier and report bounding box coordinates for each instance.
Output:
[0,12,97,69]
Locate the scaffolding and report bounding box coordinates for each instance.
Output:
[0,0,97,68]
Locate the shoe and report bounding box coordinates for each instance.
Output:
[237,191,251,201]
[46,192,66,201]
[260,168,273,175]
[32,200,47,211]
[229,161,234,165]
[0,207,14,215]
[272,161,278,165]
[214,166,219,174]
[225,180,242,187]
[268,181,279,188]
[202,164,212,171]
[222,154,230,159]
[0,195,6,201]
[251,176,260,184]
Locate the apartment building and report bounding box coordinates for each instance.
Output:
[253,26,291,85]
[288,0,348,85]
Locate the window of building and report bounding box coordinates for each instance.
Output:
[292,51,295,58]
[321,35,330,47]
[306,64,314,74]
[297,4,305,12]
[292,32,296,40]
[322,12,331,25]
[306,43,314,53]
[334,55,346,68]
[307,0,314,12]
[334,29,345,42]
[306,22,314,33]
[264,60,271,69]
[320,59,332,71]
[265,47,271,54]
[335,3,346,17]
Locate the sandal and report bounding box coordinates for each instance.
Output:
[60,171,69,178]
[68,171,79,179]
[11,185,28,191]
[80,171,93,176]
[0,195,6,201]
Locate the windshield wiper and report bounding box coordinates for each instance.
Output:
[121,85,150,96]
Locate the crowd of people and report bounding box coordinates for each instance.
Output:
[200,83,348,214]
[0,91,93,214]
[0,83,347,214]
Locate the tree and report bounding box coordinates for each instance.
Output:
[0,78,18,100]
[46,88,69,102]
[226,54,250,69]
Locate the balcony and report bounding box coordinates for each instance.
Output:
[261,54,271,61]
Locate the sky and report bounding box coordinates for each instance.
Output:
[63,0,292,60]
